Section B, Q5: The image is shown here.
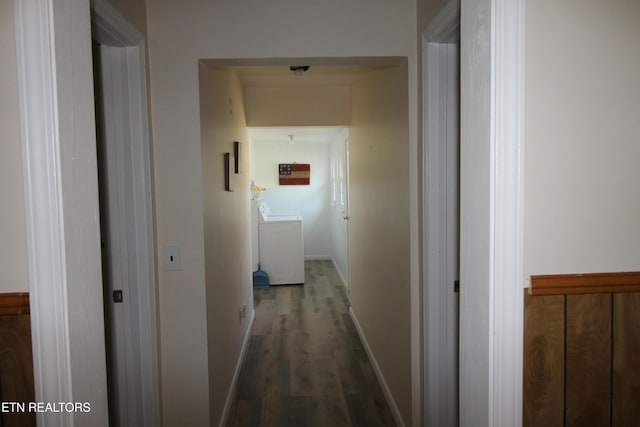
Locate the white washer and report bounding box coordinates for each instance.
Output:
[258,203,305,285]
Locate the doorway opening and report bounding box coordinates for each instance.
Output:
[248,127,350,293]
[199,59,411,426]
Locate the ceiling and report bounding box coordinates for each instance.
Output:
[239,66,355,139]
[213,62,392,144]
[200,59,400,89]
[248,127,344,144]
[233,65,384,88]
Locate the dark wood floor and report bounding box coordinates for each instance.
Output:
[227,260,396,427]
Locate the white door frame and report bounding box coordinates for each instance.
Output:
[422,0,525,425]
[14,0,109,424]
[422,2,460,425]
[91,0,160,425]
[343,135,351,293]
[14,0,159,425]
[459,0,525,425]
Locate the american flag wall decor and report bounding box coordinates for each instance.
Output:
[279,163,310,185]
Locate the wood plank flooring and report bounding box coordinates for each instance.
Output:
[227,260,396,427]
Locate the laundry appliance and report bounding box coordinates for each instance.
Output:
[257,202,305,285]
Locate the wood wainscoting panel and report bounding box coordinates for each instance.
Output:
[565,294,612,427]
[530,271,640,296]
[0,314,36,427]
[523,292,565,427]
[0,293,30,316]
[612,292,640,426]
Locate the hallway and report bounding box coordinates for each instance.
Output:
[227,260,396,426]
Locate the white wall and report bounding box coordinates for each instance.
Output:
[250,137,331,260]
[0,0,28,293]
[200,65,253,425]
[525,0,640,276]
[145,1,418,424]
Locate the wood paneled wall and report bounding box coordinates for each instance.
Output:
[524,289,640,426]
[0,293,36,427]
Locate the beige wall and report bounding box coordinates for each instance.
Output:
[525,0,640,276]
[245,86,350,126]
[199,65,253,424]
[350,62,412,425]
[145,0,417,424]
[0,0,28,293]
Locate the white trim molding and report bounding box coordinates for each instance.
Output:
[458,0,525,425]
[350,308,405,427]
[91,0,143,46]
[14,0,109,424]
[219,309,256,427]
[14,0,73,422]
[488,0,525,424]
[422,0,460,42]
[330,257,350,291]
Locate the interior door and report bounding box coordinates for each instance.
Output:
[330,131,351,294]
[92,39,152,427]
[343,137,351,292]
[423,38,460,426]
[444,42,460,427]
[92,41,130,426]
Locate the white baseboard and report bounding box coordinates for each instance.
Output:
[218,309,255,427]
[349,307,405,427]
[330,257,349,291]
[304,255,331,261]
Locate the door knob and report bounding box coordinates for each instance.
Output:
[343,215,350,220]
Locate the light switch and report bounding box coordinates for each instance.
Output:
[163,246,181,271]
